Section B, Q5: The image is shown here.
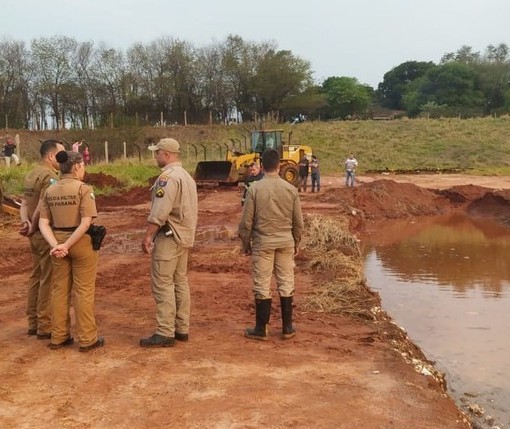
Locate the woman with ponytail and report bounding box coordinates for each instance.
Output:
[39,150,104,353]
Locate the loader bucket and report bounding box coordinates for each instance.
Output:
[194,161,239,183]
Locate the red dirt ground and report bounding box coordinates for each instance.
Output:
[3,172,509,429]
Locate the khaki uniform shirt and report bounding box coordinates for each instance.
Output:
[239,175,303,251]
[148,162,198,248]
[40,175,97,228]
[22,164,59,220]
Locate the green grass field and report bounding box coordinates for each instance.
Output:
[2,117,510,196]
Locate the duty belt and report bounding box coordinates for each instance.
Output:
[53,226,78,231]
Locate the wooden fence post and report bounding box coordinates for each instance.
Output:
[15,134,20,160]
[104,141,109,164]
[123,142,127,159]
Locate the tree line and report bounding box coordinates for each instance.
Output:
[1,34,509,130]
[377,44,510,118]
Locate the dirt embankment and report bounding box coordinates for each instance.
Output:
[4,174,509,429]
[297,177,510,233]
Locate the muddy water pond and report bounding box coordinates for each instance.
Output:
[362,214,510,428]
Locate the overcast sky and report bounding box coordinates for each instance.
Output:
[3,0,510,88]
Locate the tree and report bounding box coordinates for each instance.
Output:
[163,39,200,123]
[221,35,271,120]
[196,42,237,123]
[321,76,371,119]
[403,63,484,117]
[475,44,510,114]
[0,38,31,128]
[31,36,78,129]
[377,61,435,110]
[91,45,126,126]
[126,38,199,124]
[441,45,481,64]
[280,85,328,120]
[485,43,509,63]
[70,41,96,128]
[249,49,312,114]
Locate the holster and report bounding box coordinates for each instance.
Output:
[86,224,107,251]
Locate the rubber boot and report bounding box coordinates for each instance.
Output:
[245,298,271,341]
[281,296,296,340]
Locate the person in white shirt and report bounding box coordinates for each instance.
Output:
[344,153,358,187]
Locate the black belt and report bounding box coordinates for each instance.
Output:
[53,226,78,231]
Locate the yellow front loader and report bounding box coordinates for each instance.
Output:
[194,130,312,187]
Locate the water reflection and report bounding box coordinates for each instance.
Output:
[363,214,510,297]
[362,214,510,425]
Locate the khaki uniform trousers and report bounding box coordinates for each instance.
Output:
[27,231,52,333]
[51,232,99,347]
[151,233,190,337]
[251,247,295,300]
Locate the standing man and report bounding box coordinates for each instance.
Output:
[3,137,20,167]
[239,149,304,341]
[310,154,320,193]
[241,161,264,206]
[297,154,309,192]
[345,153,358,187]
[140,138,198,348]
[19,139,65,339]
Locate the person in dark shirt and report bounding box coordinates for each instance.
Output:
[3,137,20,166]
[241,162,264,206]
[297,155,309,192]
[310,155,320,193]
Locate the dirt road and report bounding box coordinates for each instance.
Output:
[4,173,504,429]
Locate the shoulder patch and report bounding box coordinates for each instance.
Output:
[156,188,165,198]
[49,178,58,185]
[90,192,95,199]
[158,175,169,187]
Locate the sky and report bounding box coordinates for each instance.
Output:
[3,0,510,88]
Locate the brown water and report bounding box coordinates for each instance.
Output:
[362,214,510,428]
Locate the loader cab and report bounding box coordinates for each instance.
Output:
[251,130,284,155]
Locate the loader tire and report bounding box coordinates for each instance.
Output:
[279,164,299,187]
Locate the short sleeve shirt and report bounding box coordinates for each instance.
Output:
[22,164,59,219]
[40,175,97,228]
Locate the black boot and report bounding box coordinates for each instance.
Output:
[281,296,296,339]
[245,299,271,341]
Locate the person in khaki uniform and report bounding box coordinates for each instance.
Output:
[140,138,198,348]
[239,149,304,341]
[39,150,104,352]
[19,139,65,339]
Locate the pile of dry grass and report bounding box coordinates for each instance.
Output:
[301,215,377,319]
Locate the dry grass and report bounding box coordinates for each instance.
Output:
[303,215,361,260]
[301,215,377,319]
